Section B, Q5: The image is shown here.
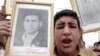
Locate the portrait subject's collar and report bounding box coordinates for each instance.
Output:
[23,31,39,40]
[21,31,39,46]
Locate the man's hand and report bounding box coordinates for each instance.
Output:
[0,6,11,48]
[0,20,11,46]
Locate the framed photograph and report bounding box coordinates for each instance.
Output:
[4,0,32,15]
[70,0,100,33]
[5,2,54,56]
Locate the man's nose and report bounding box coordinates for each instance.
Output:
[63,25,71,35]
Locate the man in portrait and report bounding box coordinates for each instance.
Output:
[13,9,48,47]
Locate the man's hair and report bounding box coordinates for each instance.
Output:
[83,41,85,44]
[54,9,81,29]
[24,14,42,22]
[94,42,98,46]
[97,41,100,46]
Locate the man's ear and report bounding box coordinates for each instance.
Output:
[39,21,43,27]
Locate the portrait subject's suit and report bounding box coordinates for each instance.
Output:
[13,32,47,47]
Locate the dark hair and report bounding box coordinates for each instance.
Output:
[24,14,42,22]
[94,42,98,46]
[93,41,100,52]
[83,41,85,44]
[97,41,100,46]
[54,9,81,29]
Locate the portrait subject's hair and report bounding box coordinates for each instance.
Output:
[54,9,81,29]
[24,14,42,22]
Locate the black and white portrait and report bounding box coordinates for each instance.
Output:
[76,0,100,26]
[13,8,48,47]
[8,2,53,56]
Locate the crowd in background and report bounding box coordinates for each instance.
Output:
[83,41,100,56]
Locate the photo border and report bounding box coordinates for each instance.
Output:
[4,0,32,15]
[5,2,54,56]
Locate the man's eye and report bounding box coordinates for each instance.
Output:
[69,25,77,28]
[56,25,64,29]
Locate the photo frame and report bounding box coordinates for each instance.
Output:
[5,2,54,56]
[70,0,100,33]
[4,0,32,15]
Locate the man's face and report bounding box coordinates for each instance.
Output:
[24,15,41,34]
[54,16,82,53]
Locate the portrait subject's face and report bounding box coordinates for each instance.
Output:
[23,15,41,34]
[54,16,82,54]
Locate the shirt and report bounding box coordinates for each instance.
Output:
[54,48,97,56]
[79,48,97,56]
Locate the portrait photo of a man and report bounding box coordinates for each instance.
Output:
[76,0,100,25]
[13,8,48,47]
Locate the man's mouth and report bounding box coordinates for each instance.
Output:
[61,38,72,47]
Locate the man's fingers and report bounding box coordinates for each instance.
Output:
[0,30,11,36]
[0,21,11,32]
[0,20,11,36]
[0,23,11,29]
[0,26,11,32]
[0,21,11,26]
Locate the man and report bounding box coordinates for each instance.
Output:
[54,9,96,56]
[93,41,100,56]
[13,15,47,47]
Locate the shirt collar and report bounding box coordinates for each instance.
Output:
[22,31,39,42]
